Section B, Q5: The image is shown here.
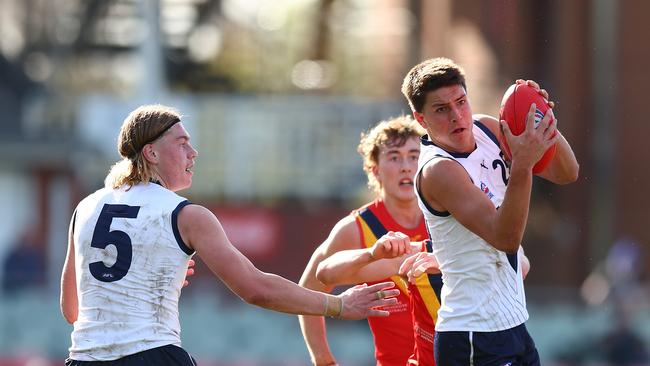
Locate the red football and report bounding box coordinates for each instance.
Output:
[498,83,557,174]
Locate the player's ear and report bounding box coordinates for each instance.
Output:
[371,165,380,182]
[413,112,426,128]
[142,144,158,164]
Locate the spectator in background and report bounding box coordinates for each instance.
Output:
[606,236,645,299]
[560,236,649,366]
[600,236,648,365]
[2,230,46,294]
[600,300,648,366]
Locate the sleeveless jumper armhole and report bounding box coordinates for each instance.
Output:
[352,211,368,250]
[358,208,389,238]
[416,155,451,217]
[171,200,195,255]
[71,209,78,236]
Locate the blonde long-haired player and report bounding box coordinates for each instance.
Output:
[60,105,399,366]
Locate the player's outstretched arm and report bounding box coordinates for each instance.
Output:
[316,231,414,285]
[297,216,358,366]
[60,212,78,324]
[178,205,398,319]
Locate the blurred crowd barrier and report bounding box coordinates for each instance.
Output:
[1,287,650,366]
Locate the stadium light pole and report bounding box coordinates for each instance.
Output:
[137,0,167,103]
[589,0,617,268]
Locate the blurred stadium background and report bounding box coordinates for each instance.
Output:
[1,0,649,365]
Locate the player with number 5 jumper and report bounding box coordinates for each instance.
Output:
[60,105,399,366]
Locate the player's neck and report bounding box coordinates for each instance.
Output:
[381,196,421,230]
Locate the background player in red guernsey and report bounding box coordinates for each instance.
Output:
[315,232,440,366]
[299,116,427,366]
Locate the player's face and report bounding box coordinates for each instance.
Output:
[152,123,198,192]
[413,84,474,153]
[374,136,420,202]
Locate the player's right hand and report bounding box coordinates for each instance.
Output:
[370,231,411,260]
[337,281,399,320]
[500,104,558,169]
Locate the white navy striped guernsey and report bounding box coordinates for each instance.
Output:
[415,120,528,332]
[70,182,194,361]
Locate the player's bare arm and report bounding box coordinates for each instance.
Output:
[178,204,399,319]
[535,132,579,184]
[421,106,558,254]
[420,159,525,254]
[298,215,360,366]
[299,215,361,292]
[60,213,78,324]
[316,231,415,285]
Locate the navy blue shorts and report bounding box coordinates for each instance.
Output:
[65,344,197,366]
[434,323,540,366]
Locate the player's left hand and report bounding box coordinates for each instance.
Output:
[398,252,440,284]
[183,259,195,288]
[516,79,555,109]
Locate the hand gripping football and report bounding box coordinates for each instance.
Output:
[498,83,557,174]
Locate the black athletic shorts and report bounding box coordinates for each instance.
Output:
[434,323,540,366]
[65,344,197,366]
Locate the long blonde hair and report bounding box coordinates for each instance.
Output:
[357,115,425,194]
[105,105,181,189]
